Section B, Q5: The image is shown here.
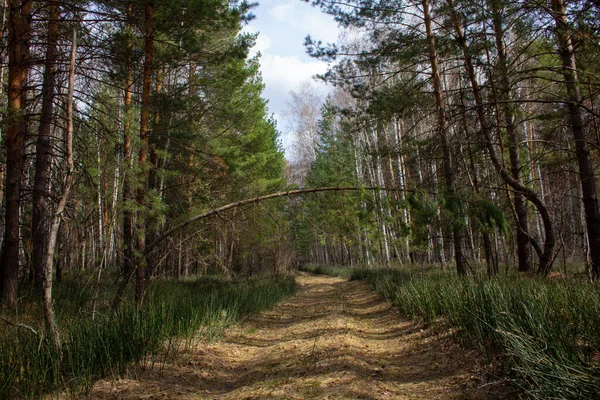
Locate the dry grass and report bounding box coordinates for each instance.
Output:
[88,272,511,399]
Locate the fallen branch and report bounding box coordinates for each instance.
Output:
[144,186,412,254]
[0,316,39,336]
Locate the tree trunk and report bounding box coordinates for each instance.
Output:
[43,27,76,352]
[0,0,8,244]
[1,0,31,307]
[490,0,531,272]
[422,0,466,274]
[461,96,498,275]
[445,0,555,274]
[135,0,154,308]
[550,0,600,279]
[144,186,412,255]
[149,72,162,191]
[113,4,135,311]
[31,0,60,289]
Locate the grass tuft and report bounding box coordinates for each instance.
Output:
[351,268,600,400]
[0,274,296,398]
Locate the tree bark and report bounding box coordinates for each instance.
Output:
[134,0,154,307]
[490,0,531,273]
[43,27,77,352]
[32,0,60,289]
[550,0,600,279]
[0,0,9,244]
[422,0,466,275]
[461,96,498,275]
[113,3,135,311]
[1,0,31,307]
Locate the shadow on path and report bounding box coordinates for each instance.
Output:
[90,272,511,399]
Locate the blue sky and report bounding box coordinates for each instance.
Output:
[244,0,341,155]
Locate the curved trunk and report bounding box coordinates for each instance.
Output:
[490,0,531,273]
[43,27,77,352]
[446,0,555,274]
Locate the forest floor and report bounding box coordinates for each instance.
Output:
[89,272,512,399]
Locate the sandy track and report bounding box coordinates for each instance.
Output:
[90,273,504,399]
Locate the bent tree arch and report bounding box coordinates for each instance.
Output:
[115,187,413,309]
[144,186,412,254]
[115,185,540,309]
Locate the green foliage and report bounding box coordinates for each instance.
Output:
[468,197,509,236]
[292,99,375,262]
[105,0,288,273]
[0,275,296,399]
[352,268,600,399]
[406,190,436,244]
[367,78,428,120]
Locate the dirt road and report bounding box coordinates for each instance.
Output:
[91,273,503,399]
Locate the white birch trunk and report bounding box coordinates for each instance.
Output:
[43,28,77,352]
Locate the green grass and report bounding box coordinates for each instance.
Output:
[350,268,600,399]
[0,274,296,398]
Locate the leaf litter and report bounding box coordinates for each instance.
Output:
[88,272,513,399]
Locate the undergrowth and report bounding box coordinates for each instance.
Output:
[0,274,296,398]
[349,268,600,399]
[299,264,354,279]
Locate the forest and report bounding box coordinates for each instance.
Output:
[293,0,600,279]
[0,0,599,398]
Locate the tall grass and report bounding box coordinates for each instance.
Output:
[351,268,600,399]
[0,274,296,398]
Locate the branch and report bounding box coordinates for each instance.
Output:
[144,186,412,254]
[0,316,39,336]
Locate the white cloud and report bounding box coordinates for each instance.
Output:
[256,34,272,53]
[259,55,331,156]
[266,1,340,44]
[260,54,329,98]
[299,12,340,43]
[248,32,272,57]
[269,3,295,22]
[272,111,293,151]
[246,0,341,159]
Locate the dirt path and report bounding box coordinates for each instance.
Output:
[91,273,503,399]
